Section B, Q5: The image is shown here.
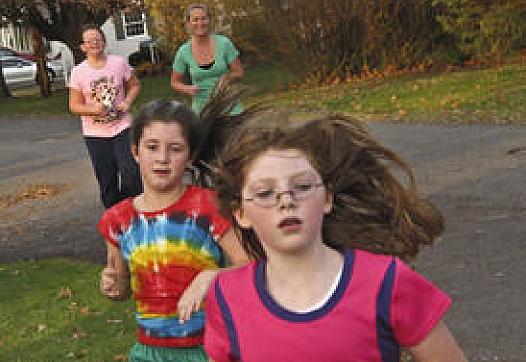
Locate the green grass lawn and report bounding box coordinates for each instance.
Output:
[0,259,136,360]
[2,62,524,123]
[261,63,526,124]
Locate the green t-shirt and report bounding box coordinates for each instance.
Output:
[173,34,242,114]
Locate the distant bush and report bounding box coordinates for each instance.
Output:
[128,50,151,67]
[134,62,169,78]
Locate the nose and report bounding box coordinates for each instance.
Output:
[277,190,295,208]
[158,147,170,163]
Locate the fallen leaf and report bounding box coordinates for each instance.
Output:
[58,286,72,299]
[106,319,123,324]
[37,324,47,332]
[71,328,88,339]
[80,306,90,315]
[113,354,128,361]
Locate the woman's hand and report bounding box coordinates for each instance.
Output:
[185,84,199,97]
[177,269,218,323]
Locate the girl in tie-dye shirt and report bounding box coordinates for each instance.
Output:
[97,99,247,362]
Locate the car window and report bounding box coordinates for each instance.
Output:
[0,49,15,57]
[1,59,19,68]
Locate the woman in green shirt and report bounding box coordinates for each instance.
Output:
[171,3,244,114]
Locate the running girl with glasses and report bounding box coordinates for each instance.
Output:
[204,114,467,361]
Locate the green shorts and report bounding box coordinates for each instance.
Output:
[128,343,208,362]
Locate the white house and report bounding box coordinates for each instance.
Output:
[1,10,152,84]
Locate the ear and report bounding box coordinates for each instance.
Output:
[324,190,334,214]
[234,207,253,229]
[131,144,139,163]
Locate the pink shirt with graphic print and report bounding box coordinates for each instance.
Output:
[69,55,133,138]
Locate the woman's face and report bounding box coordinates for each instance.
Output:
[187,8,210,37]
[80,29,106,57]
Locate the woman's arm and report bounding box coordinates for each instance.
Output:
[408,321,467,362]
[177,228,248,322]
[218,57,243,89]
[171,71,199,97]
[69,87,105,117]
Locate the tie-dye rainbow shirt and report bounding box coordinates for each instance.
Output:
[98,185,230,347]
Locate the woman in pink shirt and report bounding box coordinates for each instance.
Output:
[69,24,142,208]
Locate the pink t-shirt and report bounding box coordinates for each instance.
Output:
[205,249,452,362]
[69,54,133,137]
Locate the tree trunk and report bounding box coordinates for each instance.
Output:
[32,26,51,97]
[0,59,13,98]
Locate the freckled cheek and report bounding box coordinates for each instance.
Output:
[303,198,327,227]
[246,208,275,241]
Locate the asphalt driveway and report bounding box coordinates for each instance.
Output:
[0,117,525,360]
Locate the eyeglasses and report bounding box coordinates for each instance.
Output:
[243,182,325,208]
[82,39,104,45]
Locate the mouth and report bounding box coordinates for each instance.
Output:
[153,169,170,176]
[278,217,302,231]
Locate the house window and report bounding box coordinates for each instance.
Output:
[122,11,147,38]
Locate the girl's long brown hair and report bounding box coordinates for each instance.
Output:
[214,114,444,262]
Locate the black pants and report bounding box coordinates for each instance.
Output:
[84,129,142,208]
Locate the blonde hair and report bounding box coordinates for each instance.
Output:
[185,3,211,22]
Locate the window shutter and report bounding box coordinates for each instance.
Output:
[113,14,125,40]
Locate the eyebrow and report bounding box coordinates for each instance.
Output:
[247,171,319,185]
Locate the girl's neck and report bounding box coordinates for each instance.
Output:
[134,184,186,213]
[266,243,340,280]
[264,243,344,311]
[86,53,107,69]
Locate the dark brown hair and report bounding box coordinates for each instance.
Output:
[130,99,201,157]
[80,23,106,43]
[214,114,445,262]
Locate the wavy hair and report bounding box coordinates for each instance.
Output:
[213,114,444,262]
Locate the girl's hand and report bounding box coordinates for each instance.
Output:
[177,269,218,323]
[100,266,130,300]
[92,103,107,116]
[115,100,130,113]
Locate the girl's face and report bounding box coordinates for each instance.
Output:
[187,8,210,36]
[235,149,332,257]
[132,121,190,193]
[80,29,106,57]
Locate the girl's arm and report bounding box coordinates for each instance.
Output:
[218,57,243,89]
[171,70,199,97]
[100,242,130,300]
[408,321,467,362]
[69,87,105,117]
[116,73,140,113]
[177,228,248,322]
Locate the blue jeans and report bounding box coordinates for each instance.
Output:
[84,128,142,208]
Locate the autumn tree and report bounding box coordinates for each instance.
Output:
[220,0,449,83]
[433,0,526,61]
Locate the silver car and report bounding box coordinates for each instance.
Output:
[0,55,63,88]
